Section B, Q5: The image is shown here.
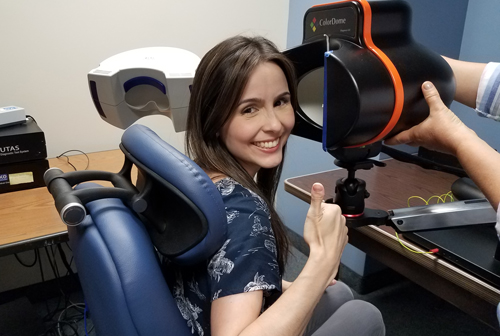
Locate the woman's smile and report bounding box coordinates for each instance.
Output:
[253,138,280,150]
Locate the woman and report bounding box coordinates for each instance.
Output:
[166,35,385,336]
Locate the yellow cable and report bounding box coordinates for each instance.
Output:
[406,191,454,207]
[400,191,454,254]
[427,195,446,204]
[407,196,428,207]
[441,191,454,203]
[395,232,436,254]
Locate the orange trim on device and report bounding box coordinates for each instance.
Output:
[313,0,404,147]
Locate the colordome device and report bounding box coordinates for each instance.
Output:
[284,0,456,155]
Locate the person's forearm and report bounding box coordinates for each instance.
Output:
[238,253,333,336]
[455,132,500,210]
[443,56,487,108]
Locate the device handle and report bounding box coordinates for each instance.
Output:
[44,167,146,226]
[44,168,87,226]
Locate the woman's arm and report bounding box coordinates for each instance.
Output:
[442,56,487,108]
[281,273,336,293]
[211,183,348,336]
[282,280,292,292]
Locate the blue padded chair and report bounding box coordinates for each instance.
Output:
[45,124,227,336]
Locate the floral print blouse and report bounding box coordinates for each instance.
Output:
[163,177,282,336]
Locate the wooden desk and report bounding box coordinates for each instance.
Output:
[0,149,125,257]
[285,159,500,330]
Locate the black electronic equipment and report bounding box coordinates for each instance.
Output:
[0,159,49,194]
[452,177,486,200]
[403,176,499,287]
[0,119,48,193]
[285,0,455,151]
[404,226,500,287]
[284,0,457,227]
[0,118,47,165]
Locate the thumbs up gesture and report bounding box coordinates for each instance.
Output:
[303,183,348,283]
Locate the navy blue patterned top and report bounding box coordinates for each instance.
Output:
[163,177,282,336]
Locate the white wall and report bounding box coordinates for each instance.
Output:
[1,0,290,158]
[0,0,289,293]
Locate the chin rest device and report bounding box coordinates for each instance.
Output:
[88,47,200,131]
[284,0,497,232]
[44,124,226,336]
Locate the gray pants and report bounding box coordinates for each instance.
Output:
[304,282,385,336]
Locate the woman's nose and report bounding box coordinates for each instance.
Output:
[262,109,282,132]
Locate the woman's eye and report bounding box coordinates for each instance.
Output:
[275,98,289,107]
[242,106,256,114]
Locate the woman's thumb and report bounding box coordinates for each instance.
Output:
[422,81,446,112]
[308,183,325,216]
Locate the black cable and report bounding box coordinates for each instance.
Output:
[42,247,65,322]
[26,114,37,123]
[44,247,59,280]
[40,320,79,336]
[58,320,80,336]
[39,244,87,335]
[37,249,45,282]
[50,245,73,312]
[57,155,77,171]
[50,245,61,278]
[65,257,74,277]
[39,250,62,322]
[37,248,52,319]
[58,304,88,336]
[39,302,88,336]
[64,243,74,276]
[56,150,90,171]
[14,250,38,267]
[58,244,76,278]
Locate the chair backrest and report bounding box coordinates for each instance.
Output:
[68,124,227,336]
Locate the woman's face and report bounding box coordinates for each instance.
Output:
[220,61,295,177]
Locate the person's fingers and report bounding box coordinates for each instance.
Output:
[307,183,325,218]
[384,128,413,146]
[422,81,447,113]
[385,81,444,147]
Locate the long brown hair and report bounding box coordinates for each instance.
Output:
[185,36,297,273]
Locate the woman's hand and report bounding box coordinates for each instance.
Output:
[385,81,477,156]
[302,183,348,285]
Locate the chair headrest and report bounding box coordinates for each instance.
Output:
[121,124,226,265]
